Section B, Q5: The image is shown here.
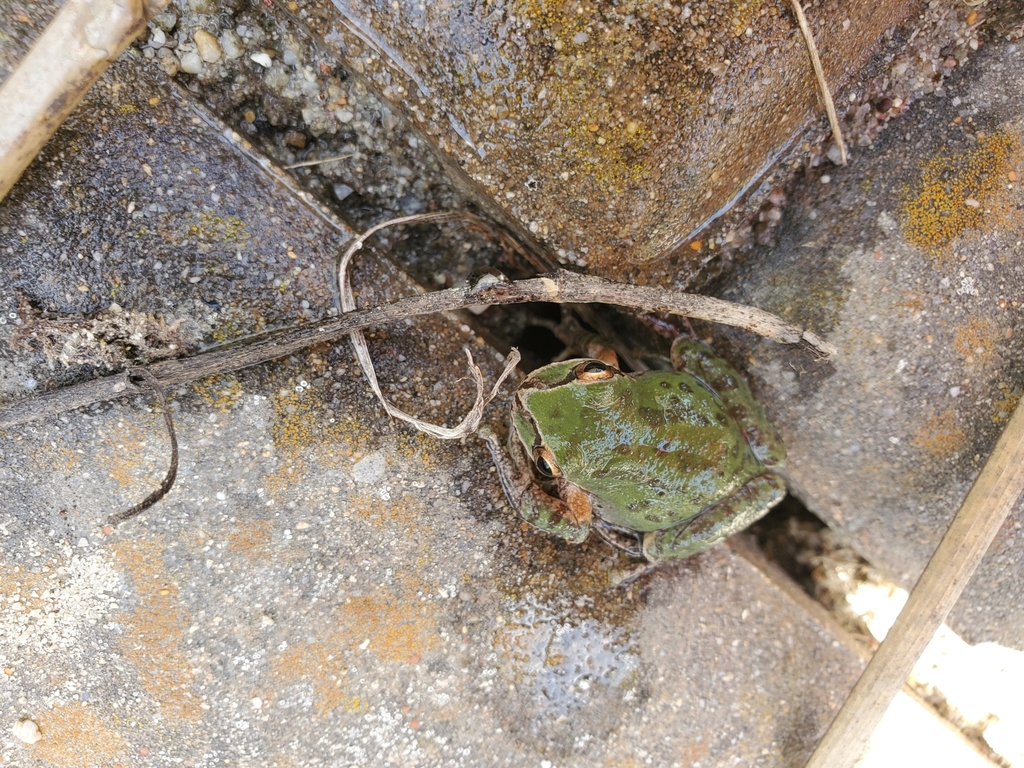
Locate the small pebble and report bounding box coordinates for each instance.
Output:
[152,9,177,31]
[13,719,41,744]
[250,51,273,68]
[149,27,166,47]
[820,174,831,184]
[194,29,222,63]
[159,53,180,76]
[179,51,204,74]
[220,30,244,60]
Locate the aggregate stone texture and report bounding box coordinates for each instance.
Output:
[717,31,1024,649]
[295,0,925,271]
[0,29,871,768]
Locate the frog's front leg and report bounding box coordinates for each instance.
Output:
[642,473,786,561]
[477,428,591,544]
[671,338,786,466]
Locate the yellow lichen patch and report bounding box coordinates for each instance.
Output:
[270,388,363,462]
[912,409,967,460]
[271,640,353,716]
[193,375,244,411]
[226,519,273,560]
[992,383,1021,424]
[901,130,1020,252]
[32,704,124,767]
[260,454,309,501]
[953,317,1000,366]
[110,537,200,723]
[186,211,250,243]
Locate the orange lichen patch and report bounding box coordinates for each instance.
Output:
[110,537,200,723]
[343,488,432,528]
[340,574,441,664]
[100,420,170,490]
[27,441,82,475]
[895,291,925,315]
[270,574,439,715]
[0,567,48,611]
[953,317,1000,365]
[193,375,244,411]
[913,409,968,459]
[226,519,273,560]
[901,130,1020,252]
[271,640,353,716]
[32,704,124,766]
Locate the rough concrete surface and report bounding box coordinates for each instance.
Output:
[719,28,1024,649]
[0,33,879,768]
[300,0,926,271]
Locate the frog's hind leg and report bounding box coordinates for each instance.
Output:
[642,473,786,562]
[670,338,786,467]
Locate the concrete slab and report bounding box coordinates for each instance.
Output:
[0,31,878,768]
[296,0,927,270]
[715,23,1024,648]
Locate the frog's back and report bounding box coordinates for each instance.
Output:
[527,370,766,532]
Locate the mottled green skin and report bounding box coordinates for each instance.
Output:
[508,339,787,561]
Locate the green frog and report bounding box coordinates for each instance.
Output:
[482,338,786,562]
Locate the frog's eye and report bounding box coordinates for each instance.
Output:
[573,360,616,382]
[533,446,562,479]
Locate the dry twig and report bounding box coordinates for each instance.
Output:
[283,153,355,169]
[0,269,835,431]
[790,0,848,165]
[0,0,171,201]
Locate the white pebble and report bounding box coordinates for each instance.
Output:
[13,719,41,744]
[250,51,273,68]
[220,30,244,60]
[179,51,204,74]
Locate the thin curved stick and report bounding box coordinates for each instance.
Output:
[105,368,179,526]
[337,212,521,439]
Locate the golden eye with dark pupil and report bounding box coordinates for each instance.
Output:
[533,446,561,478]
[535,455,555,478]
[574,360,616,382]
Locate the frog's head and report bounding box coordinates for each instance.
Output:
[510,358,620,481]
